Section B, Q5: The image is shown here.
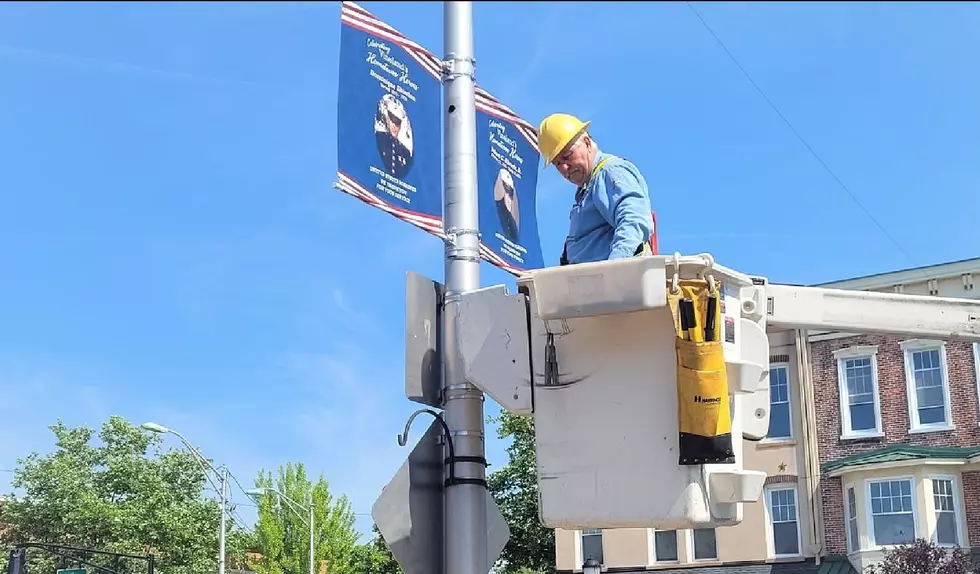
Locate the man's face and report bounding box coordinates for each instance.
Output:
[386,110,402,138]
[551,135,592,187]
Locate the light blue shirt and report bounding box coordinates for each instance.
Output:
[564,152,654,265]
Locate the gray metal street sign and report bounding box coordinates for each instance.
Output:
[405,271,443,409]
[372,418,510,574]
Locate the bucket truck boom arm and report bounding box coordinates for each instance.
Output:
[763,281,980,341]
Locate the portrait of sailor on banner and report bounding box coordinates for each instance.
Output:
[475,91,545,273]
[493,168,520,243]
[375,93,414,180]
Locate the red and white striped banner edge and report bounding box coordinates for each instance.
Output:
[341,1,540,153]
[336,172,528,277]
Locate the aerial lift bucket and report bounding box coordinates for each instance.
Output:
[512,254,769,530]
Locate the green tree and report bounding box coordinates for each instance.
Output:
[251,463,358,574]
[487,413,555,574]
[0,416,251,574]
[864,538,975,574]
[351,524,401,574]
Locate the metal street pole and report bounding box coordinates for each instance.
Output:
[308,504,315,574]
[141,423,230,574]
[219,466,227,574]
[442,2,488,574]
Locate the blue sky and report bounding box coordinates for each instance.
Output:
[0,1,978,538]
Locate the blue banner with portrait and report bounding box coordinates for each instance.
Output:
[474,88,545,274]
[335,2,444,236]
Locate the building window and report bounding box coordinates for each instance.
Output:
[931,477,959,546]
[653,530,677,562]
[767,364,792,440]
[846,486,859,553]
[692,528,717,561]
[901,340,953,431]
[767,486,801,556]
[868,479,916,547]
[581,529,603,565]
[834,347,882,438]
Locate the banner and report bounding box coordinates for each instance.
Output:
[335,1,444,237]
[474,88,545,274]
[334,2,547,277]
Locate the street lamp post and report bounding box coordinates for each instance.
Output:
[141,422,228,574]
[247,488,315,574]
[218,466,227,574]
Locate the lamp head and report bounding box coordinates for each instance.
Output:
[140,422,169,434]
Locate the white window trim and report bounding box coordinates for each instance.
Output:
[928,474,965,548]
[864,476,919,550]
[573,530,583,569]
[900,339,955,433]
[764,484,803,558]
[576,529,603,568]
[834,346,884,439]
[646,528,655,567]
[974,343,980,428]
[763,362,794,443]
[688,528,719,562]
[646,528,679,565]
[844,483,859,554]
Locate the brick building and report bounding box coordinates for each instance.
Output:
[805,258,980,572]
[553,257,980,573]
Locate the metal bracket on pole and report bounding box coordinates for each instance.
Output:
[445,227,482,264]
[441,54,476,82]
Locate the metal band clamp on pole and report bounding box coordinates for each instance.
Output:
[398,408,488,490]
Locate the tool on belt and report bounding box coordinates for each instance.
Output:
[668,277,735,466]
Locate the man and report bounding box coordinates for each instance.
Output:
[537,113,656,266]
[493,168,521,242]
[374,93,414,180]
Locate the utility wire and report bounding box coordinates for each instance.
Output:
[201,484,251,532]
[228,507,250,531]
[684,1,915,265]
[225,468,254,502]
[225,468,372,516]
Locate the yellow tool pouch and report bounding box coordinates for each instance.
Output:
[668,279,735,465]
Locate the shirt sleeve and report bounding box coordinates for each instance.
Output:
[591,163,654,260]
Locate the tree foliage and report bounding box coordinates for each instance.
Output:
[865,539,976,574]
[486,413,555,574]
[350,524,401,574]
[251,462,359,574]
[0,416,250,574]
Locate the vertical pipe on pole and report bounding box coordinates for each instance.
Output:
[442,2,487,574]
[219,466,227,574]
[795,329,824,564]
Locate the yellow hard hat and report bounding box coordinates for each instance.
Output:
[538,113,592,165]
